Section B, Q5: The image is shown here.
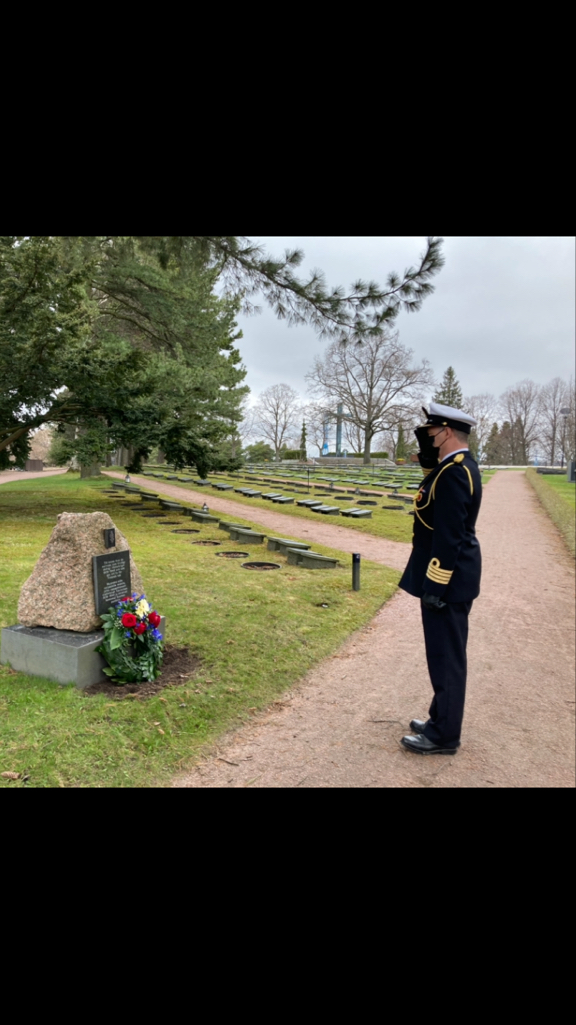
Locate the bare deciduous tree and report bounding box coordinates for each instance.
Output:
[343,418,366,455]
[253,383,302,457]
[28,425,54,463]
[499,380,542,464]
[379,411,421,461]
[464,393,498,461]
[539,377,570,465]
[300,402,330,457]
[236,397,259,447]
[306,330,433,464]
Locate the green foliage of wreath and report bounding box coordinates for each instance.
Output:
[96,598,164,685]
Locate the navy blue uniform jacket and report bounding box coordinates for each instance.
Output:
[399,451,482,603]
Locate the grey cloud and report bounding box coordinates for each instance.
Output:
[235,237,575,404]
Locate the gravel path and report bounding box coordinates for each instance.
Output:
[0,468,68,486]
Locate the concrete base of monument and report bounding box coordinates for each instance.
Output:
[0,617,166,689]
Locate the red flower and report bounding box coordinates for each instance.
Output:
[134,622,147,635]
[121,613,137,628]
[149,611,161,628]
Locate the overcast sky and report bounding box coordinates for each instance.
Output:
[234,236,575,405]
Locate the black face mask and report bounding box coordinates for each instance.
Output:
[431,427,447,448]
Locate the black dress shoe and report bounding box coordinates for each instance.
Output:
[401,734,457,755]
[409,719,427,734]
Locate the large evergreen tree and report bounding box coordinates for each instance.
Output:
[434,366,464,409]
[484,423,501,464]
[1,236,444,471]
[1,237,248,474]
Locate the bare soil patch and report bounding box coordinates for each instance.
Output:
[83,645,201,700]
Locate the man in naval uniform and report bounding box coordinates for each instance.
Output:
[399,402,482,754]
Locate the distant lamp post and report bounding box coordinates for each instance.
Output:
[560,407,570,468]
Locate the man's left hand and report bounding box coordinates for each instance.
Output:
[422,592,447,611]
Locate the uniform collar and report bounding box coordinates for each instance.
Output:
[439,447,469,464]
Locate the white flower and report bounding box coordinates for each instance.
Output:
[135,599,151,620]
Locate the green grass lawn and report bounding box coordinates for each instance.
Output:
[132,469,416,544]
[525,469,575,557]
[0,474,400,788]
[480,470,497,485]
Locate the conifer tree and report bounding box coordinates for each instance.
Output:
[434,367,464,409]
[299,421,307,459]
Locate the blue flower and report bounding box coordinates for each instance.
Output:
[152,629,163,641]
[125,630,132,638]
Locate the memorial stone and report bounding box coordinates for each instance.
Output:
[17,511,144,632]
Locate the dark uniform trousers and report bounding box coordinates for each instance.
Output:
[421,599,472,749]
[399,450,482,749]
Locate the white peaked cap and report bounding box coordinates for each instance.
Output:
[422,402,477,432]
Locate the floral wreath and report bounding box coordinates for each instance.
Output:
[97,593,164,684]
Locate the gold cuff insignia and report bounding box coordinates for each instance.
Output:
[426,558,453,584]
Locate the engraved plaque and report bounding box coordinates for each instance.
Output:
[92,551,131,616]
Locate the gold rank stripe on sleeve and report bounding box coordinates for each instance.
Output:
[426,558,453,584]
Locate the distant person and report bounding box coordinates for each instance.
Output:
[398,402,482,754]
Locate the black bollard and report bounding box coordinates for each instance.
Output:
[352,553,360,591]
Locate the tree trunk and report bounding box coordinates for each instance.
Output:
[0,425,32,454]
[363,431,372,465]
[116,446,134,468]
[80,463,101,478]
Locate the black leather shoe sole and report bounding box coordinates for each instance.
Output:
[401,736,457,755]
